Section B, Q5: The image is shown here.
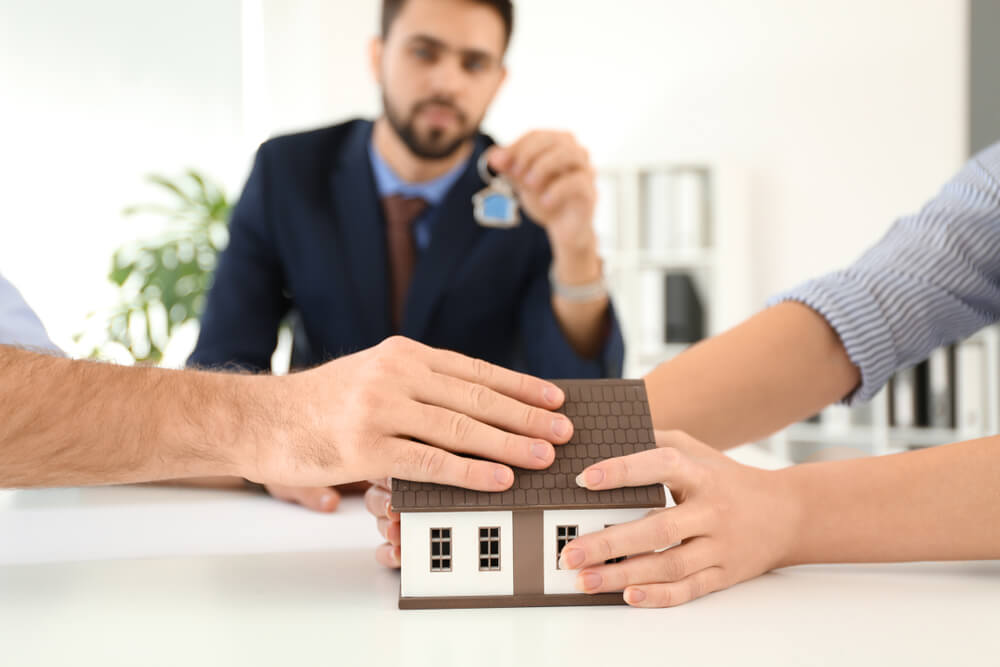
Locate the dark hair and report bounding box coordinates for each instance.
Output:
[381,0,514,48]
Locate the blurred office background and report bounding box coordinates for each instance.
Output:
[1,0,996,454]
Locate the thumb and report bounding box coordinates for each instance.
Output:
[486,145,512,173]
[575,446,699,497]
[266,484,341,513]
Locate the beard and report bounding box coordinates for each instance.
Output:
[382,92,480,160]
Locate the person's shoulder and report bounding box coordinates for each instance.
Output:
[477,129,497,150]
[258,119,372,165]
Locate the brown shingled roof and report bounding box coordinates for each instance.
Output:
[391,379,666,512]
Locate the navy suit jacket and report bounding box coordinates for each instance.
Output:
[189,120,624,378]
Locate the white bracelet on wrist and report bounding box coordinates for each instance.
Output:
[548,266,608,302]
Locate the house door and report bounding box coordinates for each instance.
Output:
[512,510,544,595]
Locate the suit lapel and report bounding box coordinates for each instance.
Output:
[330,121,392,343]
[402,140,490,341]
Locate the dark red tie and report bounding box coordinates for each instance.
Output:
[382,194,429,331]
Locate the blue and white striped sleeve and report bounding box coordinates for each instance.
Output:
[768,141,1000,404]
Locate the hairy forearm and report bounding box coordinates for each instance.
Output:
[0,346,260,488]
[781,436,1000,564]
[644,301,860,449]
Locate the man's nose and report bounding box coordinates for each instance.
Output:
[426,55,466,98]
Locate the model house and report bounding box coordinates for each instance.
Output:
[392,379,667,609]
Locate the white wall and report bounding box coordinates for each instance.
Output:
[400,511,513,597]
[2,1,968,354]
[254,0,967,314]
[0,0,246,353]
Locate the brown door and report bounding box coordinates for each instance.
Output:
[512,510,544,595]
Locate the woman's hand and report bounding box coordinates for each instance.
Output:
[560,430,802,607]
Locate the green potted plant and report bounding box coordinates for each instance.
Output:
[78,170,231,364]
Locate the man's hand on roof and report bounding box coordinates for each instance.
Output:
[244,336,574,509]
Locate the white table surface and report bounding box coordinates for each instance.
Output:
[1,446,998,667]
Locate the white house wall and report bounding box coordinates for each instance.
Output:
[543,508,652,595]
[400,511,513,598]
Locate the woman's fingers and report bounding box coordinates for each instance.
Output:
[376,517,401,545]
[375,542,401,569]
[575,537,717,593]
[559,504,713,570]
[364,483,396,520]
[624,566,727,608]
[577,446,703,495]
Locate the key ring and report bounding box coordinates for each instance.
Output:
[473,151,521,229]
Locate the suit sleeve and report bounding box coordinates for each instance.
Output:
[188,144,291,372]
[517,230,625,379]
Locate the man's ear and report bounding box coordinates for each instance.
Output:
[369,37,384,86]
[485,64,508,105]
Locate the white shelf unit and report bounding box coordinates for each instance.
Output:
[594,163,752,379]
[768,326,1000,462]
[595,163,999,462]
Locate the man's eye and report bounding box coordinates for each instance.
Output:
[412,46,435,61]
[463,57,487,72]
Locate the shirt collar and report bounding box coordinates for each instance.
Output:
[368,139,471,207]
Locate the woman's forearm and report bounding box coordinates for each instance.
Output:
[782,436,1000,565]
[645,301,860,449]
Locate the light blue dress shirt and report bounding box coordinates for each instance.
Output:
[770,141,1000,404]
[368,140,473,250]
[0,273,60,354]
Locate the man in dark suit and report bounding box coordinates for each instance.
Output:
[189,0,624,510]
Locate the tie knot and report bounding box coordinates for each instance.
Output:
[382,194,429,230]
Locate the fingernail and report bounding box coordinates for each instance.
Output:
[494,467,512,485]
[391,546,401,566]
[576,572,602,592]
[542,385,563,405]
[559,548,584,570]
[552,416,572,439]
[531,441,553,462]
[384,500,392,517]
[524,170,537,186]
[321,493,336,510]
[576,468,604,488]
[625,588,646,604]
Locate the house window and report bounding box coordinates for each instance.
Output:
[556,525,578,569]
[479,527,501,571]
[604,524,626,564]
[430,527,452,572]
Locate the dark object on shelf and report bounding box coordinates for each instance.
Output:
[888,348,958,431]
[913,359,931,427]
[928,345,957,429]
[664,272,704,344]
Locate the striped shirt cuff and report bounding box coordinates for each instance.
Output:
[767,272,898,405]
